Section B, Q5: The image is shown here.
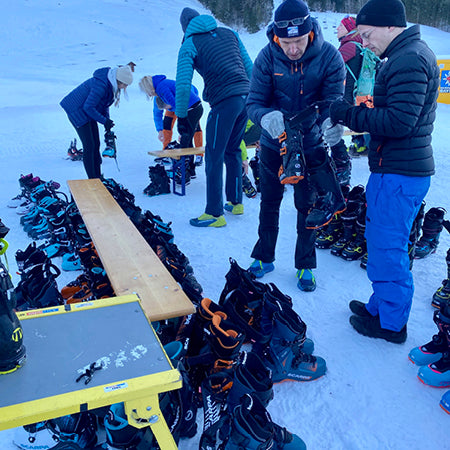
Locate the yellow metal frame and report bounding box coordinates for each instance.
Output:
[1,295,182,449]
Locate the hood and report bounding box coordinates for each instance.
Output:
[151,75,167,91]
[180,7,200,33]
[93,67,110,81]
[266,17,324,64]
[184,14,217,39]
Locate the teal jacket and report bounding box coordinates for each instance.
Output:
[176,14,252,118]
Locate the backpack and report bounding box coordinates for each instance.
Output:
[346,42,380,108]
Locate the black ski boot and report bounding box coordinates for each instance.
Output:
[432,248,450,309]
[415,207,446,259]
[0,263,26,374]
[408,200,426,268]
[242,173,257,198]
[224,393,306,450]
[315,213,343,249]
[341,203,367,261]
[249,154,261,192]
[143,164,170,196]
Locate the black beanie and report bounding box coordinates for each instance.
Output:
[180,7,200,33]
[274,0,312,38]
[356,0,407,27]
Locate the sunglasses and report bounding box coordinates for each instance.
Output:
[275,15,310,28]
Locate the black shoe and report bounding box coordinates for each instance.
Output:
[349,300,373,318]
[349,315,407,344]
[306,191,346,230]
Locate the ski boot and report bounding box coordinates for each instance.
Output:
[415,207,446,259]
[408,200,426,268]
[242,173,257,198]
[224,393,306,450]
[341,204,367,261]
[432,248,450,309]
[305,191,346,230]
[417,305,450,387]
[409,308,450,366]
[262,307,326,383]
[315,213,343,249]
[0,262,26,374]
[103,130,117,158]
[143,164,170,196]
[440,390,450,414]
[249,154,260,192]
[67,138,83,161]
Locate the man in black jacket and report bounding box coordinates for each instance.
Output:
[330,0,440,343]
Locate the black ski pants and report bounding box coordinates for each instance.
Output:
[251,143,341,270]
[72,119,101,179]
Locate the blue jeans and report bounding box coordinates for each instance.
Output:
[365,173,430,331]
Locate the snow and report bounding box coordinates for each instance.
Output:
[1,1,450,449]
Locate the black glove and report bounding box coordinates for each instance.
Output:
[177,117,190,136]
[104,119,115,131]
[329,99,353,126]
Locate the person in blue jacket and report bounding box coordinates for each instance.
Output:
[246,0,346,291]
[330,0,439,343]
[60,65,133,179]
[176,7,253,228]
[139,75,203,174]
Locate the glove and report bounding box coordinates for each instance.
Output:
[177,117,190,137]
[322,117,344,147]
[104,119,115,131]
[329,99,353,125]
[261,110,285,139]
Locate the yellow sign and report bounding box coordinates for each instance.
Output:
[437,58,450,104]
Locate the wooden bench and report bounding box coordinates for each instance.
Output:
[67,178,195,322]
[148,145,257,196]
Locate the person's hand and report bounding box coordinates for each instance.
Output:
[242,159,249,174]
[158,131,164,142]
[261,110,285,139]
[329,99,352,125]
[322,117,344,147]
[105,119,115,131]
[177,117,189,136]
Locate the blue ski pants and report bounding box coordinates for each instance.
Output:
[365,173,430,331]
[204,95,248,217]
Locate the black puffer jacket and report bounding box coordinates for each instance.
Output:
[346,25,439,176]
[247,19,345,152]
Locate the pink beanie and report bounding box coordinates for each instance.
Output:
[341,16,356,32]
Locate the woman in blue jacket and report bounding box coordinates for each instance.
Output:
[60,65,133,179]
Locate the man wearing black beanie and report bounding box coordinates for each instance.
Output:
[330,0,440,343]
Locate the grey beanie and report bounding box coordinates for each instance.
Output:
[180,7,200,33]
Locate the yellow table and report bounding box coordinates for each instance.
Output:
[0,295,182,449]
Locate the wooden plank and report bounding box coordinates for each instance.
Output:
[148,144,257,159]
[67,179,195,321]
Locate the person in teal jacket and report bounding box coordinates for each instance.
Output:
[176,8,253,228]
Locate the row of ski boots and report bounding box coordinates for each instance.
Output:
[103,178,204,305]
[316,185,367,263]
[408,305,450,413]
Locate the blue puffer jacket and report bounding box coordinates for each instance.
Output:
[60,67,113,127]
[346,25,438,177]
[151,75,201,131]
[175,14,252,118]
[247,19,345,152]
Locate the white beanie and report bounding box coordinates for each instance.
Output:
[116,66,133,86]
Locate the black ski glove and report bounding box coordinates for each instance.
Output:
[104,119,115,131]
[177,117,190,137]
[329,99,352,126]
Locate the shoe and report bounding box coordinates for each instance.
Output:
[305,191,346,230]
[440,390,450,414]
[224,202,244,215]
[348,144,368,157]
[296,269,316,292]
[349,315,407,344]
[414,207,446,259]
[349,300,373,317]
[409,334,448,366]
[195,155,203,166]
[417,353,450,388]
[190,213,226,228]
[248,259,274,278]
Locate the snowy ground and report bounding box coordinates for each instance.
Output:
[1,1,450,449]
